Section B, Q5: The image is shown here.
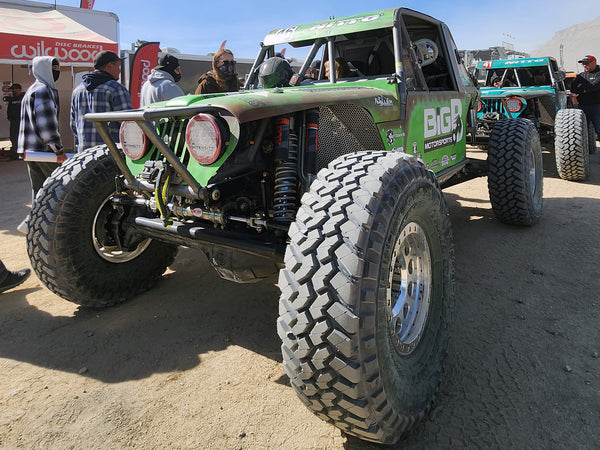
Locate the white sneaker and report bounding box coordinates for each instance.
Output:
[17,216,29,235]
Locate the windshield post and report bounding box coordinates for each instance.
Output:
[292,38,326,86]
[327,39,336,83]
[393,11,406,121]
[244,43,270,89]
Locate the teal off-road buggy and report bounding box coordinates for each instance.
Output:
[27,8,543,444]
[475,57,596,180]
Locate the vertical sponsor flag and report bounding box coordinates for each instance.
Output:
[129,42,160,109]
[80,0,95,9]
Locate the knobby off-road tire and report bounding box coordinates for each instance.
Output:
[27,146,178,308]
[587,119,597,154]
[554,108,590,181]
[278,152,454,444]
[487,118,543,226]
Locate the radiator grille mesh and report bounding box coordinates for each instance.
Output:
[317,105,384,169]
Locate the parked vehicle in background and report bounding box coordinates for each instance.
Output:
[27,8,544,445]
[475,57,595,181]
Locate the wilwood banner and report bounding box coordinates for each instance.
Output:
[129,42,160,109]
[0,33,118,65]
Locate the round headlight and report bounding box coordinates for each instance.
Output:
[119,121,147,160]
[186,114,227,165]
[505,97,523,113]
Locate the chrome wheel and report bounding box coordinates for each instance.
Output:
[387,221,432,355]
[529,146,537,197]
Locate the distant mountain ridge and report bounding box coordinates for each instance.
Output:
[531,15,600,73]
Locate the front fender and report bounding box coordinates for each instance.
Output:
[180,83,400,123]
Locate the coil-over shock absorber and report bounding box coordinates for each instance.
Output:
[273,116,298,222]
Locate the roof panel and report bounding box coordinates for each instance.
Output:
[263,9,396,46]
[477,58,554,69]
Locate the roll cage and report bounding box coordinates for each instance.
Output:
[243,8,472,95]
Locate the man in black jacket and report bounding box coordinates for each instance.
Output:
[570,55,600,139]
[5,83,24,160]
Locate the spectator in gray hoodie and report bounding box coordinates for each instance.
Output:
[17,56,65,234]
[140,54,184,106]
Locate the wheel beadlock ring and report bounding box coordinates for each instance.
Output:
[387,221,432,355]
[92,194,151,262]
[529,146,537,197]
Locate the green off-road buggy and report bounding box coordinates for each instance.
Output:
[27,8,543,444]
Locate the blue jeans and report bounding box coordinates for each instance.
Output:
[580,104,600,139]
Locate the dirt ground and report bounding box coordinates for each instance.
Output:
[0,147,598,449]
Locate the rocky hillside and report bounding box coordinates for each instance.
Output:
[531,15,600,73]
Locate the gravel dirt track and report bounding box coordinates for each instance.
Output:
[0,147,598,449]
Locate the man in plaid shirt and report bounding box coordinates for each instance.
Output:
[17,56,66,233]
[70,51,132,152]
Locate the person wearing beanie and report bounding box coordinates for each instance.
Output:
[70,50,132,153]
[571,55,600,138]
[140,54,184,106]
[194,49,241,95]
[16,56,65,234]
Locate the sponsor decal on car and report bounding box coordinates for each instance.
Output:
[386,129,405,145]
[423,99,463,152]
[375,95,394,107]
[308,14,383,31]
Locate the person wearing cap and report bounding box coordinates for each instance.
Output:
[5,83,24,160]
[570,55,600,138]
[17,56,65,234]
[194,49,241,94]
[70,50,132,153]
[140,54,184,107]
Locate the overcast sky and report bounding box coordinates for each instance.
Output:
[57,0,599,58]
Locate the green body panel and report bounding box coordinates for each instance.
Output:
[378,93,469,171]
[127,78,473,184]
[263,9,396,46]
[187,82,400,123]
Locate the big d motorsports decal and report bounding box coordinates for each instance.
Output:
[423,99,463,152]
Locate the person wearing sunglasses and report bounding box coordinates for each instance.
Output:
[195,48,240,94]
[571,55,600,139]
